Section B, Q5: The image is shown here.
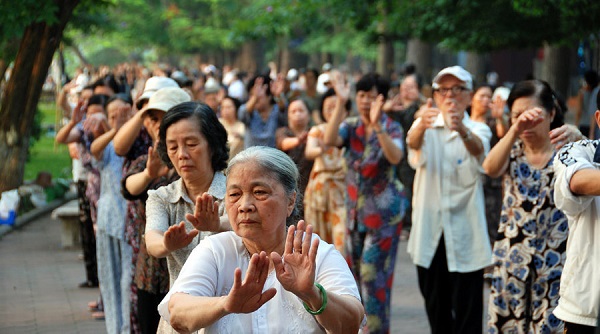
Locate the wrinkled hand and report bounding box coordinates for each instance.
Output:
[447,112,465,133]
[491,95,506,119]
[417,99,440,130]
[369,94,385,125]
[252,77,267,99]
[270,76,285,97]
[331,71,350,102]
[163,221,198,252]
[224,251,276,314]
[114,105,132,130]
[71,100,87,124]
[83,113,109,137]
[271,220,319,299]
[549,124,583,150]
[145,143,169,179]
[185,192,220,232]
[513,107,544,134]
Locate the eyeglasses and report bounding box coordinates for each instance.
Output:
[434,86,469,96]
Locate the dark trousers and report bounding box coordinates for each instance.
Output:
[416,237,484,334]
[564,321,597,334]
[137,289,166,334]
[77,180,98,285]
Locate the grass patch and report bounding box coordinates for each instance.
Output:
[24,101,72,182]
[38,101,61,125]
[24,134,72,182]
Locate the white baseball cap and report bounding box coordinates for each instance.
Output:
[139,87,191,117]
[432,66,473,90]
[286,68,298,81]
[136,77,179,107]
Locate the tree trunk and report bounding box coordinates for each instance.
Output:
[377,37,394,79]
[541,43,571,98]
[406,38,432,81]
[464,52,486,87]
[0,59,8,100]
[278,37,290,73]
[235,41,258,75]
[0,0,80,193]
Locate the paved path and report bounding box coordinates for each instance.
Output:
[0,213,105,333]
[0,213,432,333]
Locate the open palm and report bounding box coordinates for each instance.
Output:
[272,220,319,297]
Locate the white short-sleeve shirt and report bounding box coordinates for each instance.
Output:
[158,231,361,333]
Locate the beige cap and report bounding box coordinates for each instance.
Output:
[139,87,191,117]
[136,76,179,105]
[432,66,473,90]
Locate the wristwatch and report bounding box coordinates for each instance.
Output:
[461,129,473,141]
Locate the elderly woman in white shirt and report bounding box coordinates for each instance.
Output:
[159,146,364,333]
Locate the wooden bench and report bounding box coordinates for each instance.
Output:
[51,199,80,249]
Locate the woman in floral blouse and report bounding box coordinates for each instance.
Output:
[324,72,407,333]
[483,80,582,333]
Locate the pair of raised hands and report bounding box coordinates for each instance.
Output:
[223,220,320,314]
[162,192,221,252]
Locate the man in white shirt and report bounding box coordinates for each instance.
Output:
[406,66,492,334]
[553,96,600,333]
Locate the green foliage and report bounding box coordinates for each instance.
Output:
[397,0,600,51]
[0,0,59,61]
[88,47,128,66]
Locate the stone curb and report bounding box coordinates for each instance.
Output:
[0,192,77,240]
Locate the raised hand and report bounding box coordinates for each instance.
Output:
[513,107,544,134]
[163,221,199,252]
[84,113,109,138]
[447,112,464,132]
[223,251,276,314]
[270,76,285,97]
[271,220,319,299]
[145,142,169,179]
[252,77,267,99]
[185,192,220,232]
[369,94,385,125]
[417,98,440,130]
[491,95,506,119]
[71,100,87,124]
[331,71,350,102]
[114,104,132,130]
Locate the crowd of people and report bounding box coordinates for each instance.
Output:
[53,61,600,334]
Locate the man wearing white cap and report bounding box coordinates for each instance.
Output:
[406,66,492,333]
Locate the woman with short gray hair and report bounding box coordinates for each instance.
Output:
[160,146,365,333]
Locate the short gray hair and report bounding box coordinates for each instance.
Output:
[226,146,301,225]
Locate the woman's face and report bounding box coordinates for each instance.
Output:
[304,71,317,88]
[143,109,165,141]
[471,87,492,116]
[287,100,309,128]
[400,76,420,103]
[226,160,295,247]
[220,98,237,122]
[356,87,378,116]
[510,96,554,140]
[165,117,213,181]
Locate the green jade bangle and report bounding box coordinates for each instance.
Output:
[303,282,328,315]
